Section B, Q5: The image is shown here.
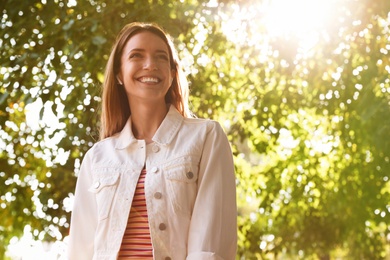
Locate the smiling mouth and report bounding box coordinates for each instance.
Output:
[138,77,160,83]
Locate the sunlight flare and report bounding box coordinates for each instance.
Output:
[262,0,335,38]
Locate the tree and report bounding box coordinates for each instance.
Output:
[230,0,390,258]
[0,0,232,257]
[1,0,390,259]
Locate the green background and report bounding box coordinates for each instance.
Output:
[1,0,390,259]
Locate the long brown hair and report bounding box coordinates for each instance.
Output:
[99,22,191,140]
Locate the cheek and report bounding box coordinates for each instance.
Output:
[120,64,136,80]
[118,64,127,81]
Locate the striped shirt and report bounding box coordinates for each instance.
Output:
[118,169,153,259]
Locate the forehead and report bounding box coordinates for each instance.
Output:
[123,31,170,53]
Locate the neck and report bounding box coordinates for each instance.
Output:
[130,101,169,143]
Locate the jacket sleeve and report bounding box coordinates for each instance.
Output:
[187,121,237,260]
[68,149,97,260]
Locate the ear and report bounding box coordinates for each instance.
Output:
[116,73,123,85]
[170,69,175,85]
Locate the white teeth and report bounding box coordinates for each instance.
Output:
[139,77,159,83]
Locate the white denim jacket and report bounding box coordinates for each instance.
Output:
[68,105,237,260]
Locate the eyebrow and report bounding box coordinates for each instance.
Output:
[128,48,169,55]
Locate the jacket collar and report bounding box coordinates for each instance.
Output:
[115,105,184,149]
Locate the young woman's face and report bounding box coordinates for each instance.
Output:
[118,31,175,104]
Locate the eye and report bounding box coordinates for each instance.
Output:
[157,54,169,61]
[129,53,142,59]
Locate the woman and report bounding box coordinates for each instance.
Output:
[68,22,237,260]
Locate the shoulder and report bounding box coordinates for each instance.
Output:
[82,134,119,159]
[92,134,118,150]
[183,116,216,126]
[183,117,227,137]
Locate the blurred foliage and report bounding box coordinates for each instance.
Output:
[1,0,390,259]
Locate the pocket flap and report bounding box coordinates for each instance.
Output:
[166,168,198,183]
[88,172,120,193]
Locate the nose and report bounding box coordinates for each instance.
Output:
[143,56,158,71]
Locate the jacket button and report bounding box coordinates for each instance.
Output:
[154,192,162,199]
[93,181,100,189]
[151,166,158,173]
[152,145,160,153]
[159,223,166,230]
[186,171,194,179]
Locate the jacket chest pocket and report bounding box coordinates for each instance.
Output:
[164,160,199,216]
[88,171,120,221]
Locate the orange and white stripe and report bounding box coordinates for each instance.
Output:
[118,169,153,259]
